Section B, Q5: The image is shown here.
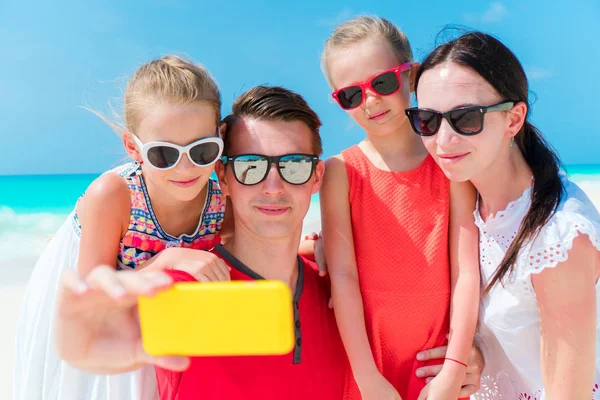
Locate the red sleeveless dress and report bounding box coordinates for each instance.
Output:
[342,145,452,400]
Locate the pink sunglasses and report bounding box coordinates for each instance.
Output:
[331,62,413,110]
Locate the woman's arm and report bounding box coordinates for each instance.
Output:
[533,235,597,399]
[320,155,393,394]
[427,181,480,398]
[76,173,130,277]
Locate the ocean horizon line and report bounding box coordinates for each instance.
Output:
[1,163,600,178]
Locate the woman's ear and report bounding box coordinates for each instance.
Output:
[122,131,142,163]
[507,102,528,139]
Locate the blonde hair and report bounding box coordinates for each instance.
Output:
[90,55,221,135]
[321,16,413,87]
[124,55,221,133]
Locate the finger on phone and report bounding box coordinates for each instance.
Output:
[136,341,190,371]
[60,269,88,295]
[416,345,448,361]
[196,273,211,283]
[328,297,333,309]
[87,266,128,299]
[415,363,442,378]
[150,355,191,371]
[142,271,174,287]
[122,271,172,296]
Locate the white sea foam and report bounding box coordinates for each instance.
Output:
[572,179,600,212]
[0,207,68,265]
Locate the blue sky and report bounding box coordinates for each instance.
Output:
[1,0,598,175]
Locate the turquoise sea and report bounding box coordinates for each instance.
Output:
[1,165,599,265]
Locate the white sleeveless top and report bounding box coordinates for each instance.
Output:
[472,174,600,400]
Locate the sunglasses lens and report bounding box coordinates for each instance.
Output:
[279,155,315,184]
[409,110,440,136]
[189,142,221,166]
[147,146,180,169]
[450,109,483,134]
[337,86,363,110]
[371,71,400,96]
[232,155,269,185]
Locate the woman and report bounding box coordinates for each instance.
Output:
[407,31,600,399]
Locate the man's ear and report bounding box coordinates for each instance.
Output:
[215,160,230,196]
[122,131,142,163]
[311,160,325,195]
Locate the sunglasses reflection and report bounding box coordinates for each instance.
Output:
[239,164,258,184]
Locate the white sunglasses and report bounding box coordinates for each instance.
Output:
[132,135,224,170]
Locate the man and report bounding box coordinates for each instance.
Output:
[54,85,483,399]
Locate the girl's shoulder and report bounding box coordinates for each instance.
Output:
[73,166,131,234]
[104,161,141,181]
[84,162,136,203]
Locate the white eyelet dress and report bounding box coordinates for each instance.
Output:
[472,174,600,400]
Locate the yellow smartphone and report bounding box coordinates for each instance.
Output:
[138,280,295,357]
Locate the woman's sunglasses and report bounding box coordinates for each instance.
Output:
[132,135,223,170]
[405,101,516,136]
[331,62,413,110]
[221,154,319,186]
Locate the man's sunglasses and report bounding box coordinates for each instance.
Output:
[221,154,319,186]
[132,135,223,170]
[331,62,413,110]
[405,101,516,136]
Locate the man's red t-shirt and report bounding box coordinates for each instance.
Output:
[154,244,348,400]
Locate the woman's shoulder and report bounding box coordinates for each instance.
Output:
[552,173,600,232]
[515,174,600,279]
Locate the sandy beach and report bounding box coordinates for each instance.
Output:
[1,282,28,400]
[1,254,38,400]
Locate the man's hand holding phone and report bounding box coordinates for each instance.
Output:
[54,266,190,374]
[54,265,295,375]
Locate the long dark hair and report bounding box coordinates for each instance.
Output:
[414,32,564,294]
